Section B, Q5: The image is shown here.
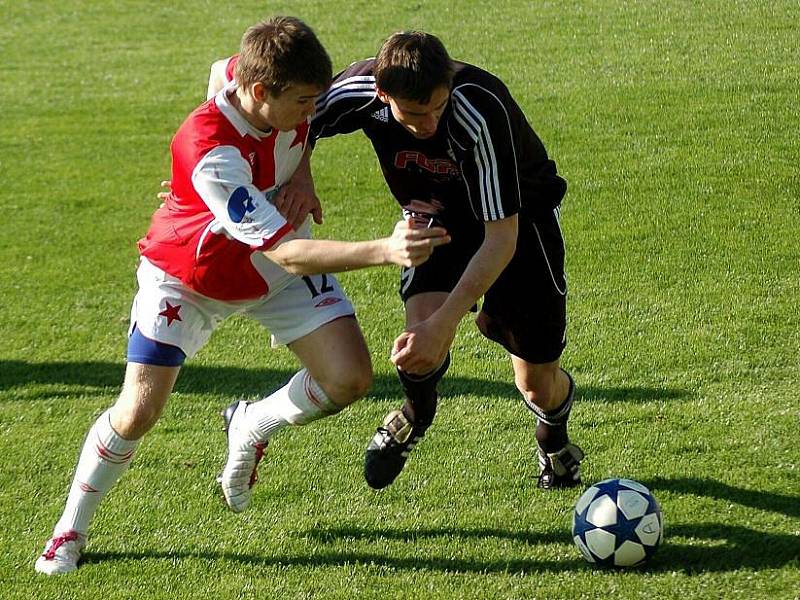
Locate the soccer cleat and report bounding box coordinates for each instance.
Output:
[537,442,585,489]
[34,530,86,575]
[364,409,427,489]
[218,400,267,513]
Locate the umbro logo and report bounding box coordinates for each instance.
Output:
[315,297,343,308]
[371,107,389,122]
[248,152,256,165]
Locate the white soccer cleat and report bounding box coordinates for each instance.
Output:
[218,400,267,513]
[34,530,86,575]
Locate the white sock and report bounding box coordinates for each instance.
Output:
[246,369,340,442]
[54,410,140,536]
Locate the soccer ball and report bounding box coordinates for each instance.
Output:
[572,478,663,567]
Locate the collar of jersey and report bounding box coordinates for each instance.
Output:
[215,82,275,139]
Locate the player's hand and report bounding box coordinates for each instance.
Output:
[157,180,172,207]
[274,176,323,230]
[391,317,455,375]
[384,218,450,267]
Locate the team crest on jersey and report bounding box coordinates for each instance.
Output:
[371,107,389,122]
[395,151,459,176]
[228,187,256,223]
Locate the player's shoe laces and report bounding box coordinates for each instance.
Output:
[218,400,267,513]
[34,530,86,575]
[537,442,585,489]
[364,409,427,489]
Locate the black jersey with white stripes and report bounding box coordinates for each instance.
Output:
[311,59,566,227]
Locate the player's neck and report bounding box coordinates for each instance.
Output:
[230,88,273,134]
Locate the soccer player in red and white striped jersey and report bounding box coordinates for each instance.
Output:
[35,18,449,576]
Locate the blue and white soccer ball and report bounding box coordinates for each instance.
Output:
[572,478,663,567]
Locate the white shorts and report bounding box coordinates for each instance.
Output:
[130,258,355,358]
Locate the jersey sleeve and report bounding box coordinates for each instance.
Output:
[206,59,229,100]
[191,145,292,250]
[206,55,238,100]
[449,86,524,222]
[310,62,379,142]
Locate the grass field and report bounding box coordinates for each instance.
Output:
[1,0,798,598]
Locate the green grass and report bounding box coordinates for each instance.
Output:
[1,0,798,598]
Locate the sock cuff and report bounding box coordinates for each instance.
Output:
[397,352,451,383]
[525,370,575,426]
[298,369,339,415]
[94,410,139,461]
[266,369,340,427]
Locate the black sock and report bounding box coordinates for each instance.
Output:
[398,353,451,427]
[531,370,575,453]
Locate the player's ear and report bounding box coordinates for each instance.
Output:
[251,81,268,102]
[375,87,391,105]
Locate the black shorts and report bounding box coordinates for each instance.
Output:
[399,211,567,364]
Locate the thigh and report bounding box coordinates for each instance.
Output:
[246,272,355,347]
[399,232,476,303]
[131,258,232,359]
[478,213,568,364]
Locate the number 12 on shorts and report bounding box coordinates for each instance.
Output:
[301,274,334,298]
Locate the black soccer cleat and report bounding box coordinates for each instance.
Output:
[220,400,242,434]
[364,409,427,489]
[537,442,585,490]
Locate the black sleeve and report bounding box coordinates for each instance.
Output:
[448,84,523,222]
[310,61,379,142]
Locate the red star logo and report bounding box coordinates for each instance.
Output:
[159,301,182,326]
[289,120,309,150]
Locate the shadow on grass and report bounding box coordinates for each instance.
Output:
[81,478,799,574]
[299,519,800,573]
[302,525,572,546]
[81,519,798,574]
[81,548,582,574]
[0,359,689,403]
[644,477,800,518]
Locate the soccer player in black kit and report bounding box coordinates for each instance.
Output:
[289,31,584,490]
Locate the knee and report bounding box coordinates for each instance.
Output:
[111,393,164,440]
[318,365,373,407]
[110,363,178,439]
[516,372,561,412]
[110,406,160,440]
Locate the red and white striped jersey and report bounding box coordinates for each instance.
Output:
[138,85,311,301]
[223,56,237,85]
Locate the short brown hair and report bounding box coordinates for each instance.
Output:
[374,31,454,103]
[235,16,332,96]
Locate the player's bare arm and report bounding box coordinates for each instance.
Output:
[391,215,518,374]
[264,217,450,275]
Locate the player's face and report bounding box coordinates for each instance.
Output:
[378,86,450,139]
[259,83,321,131]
